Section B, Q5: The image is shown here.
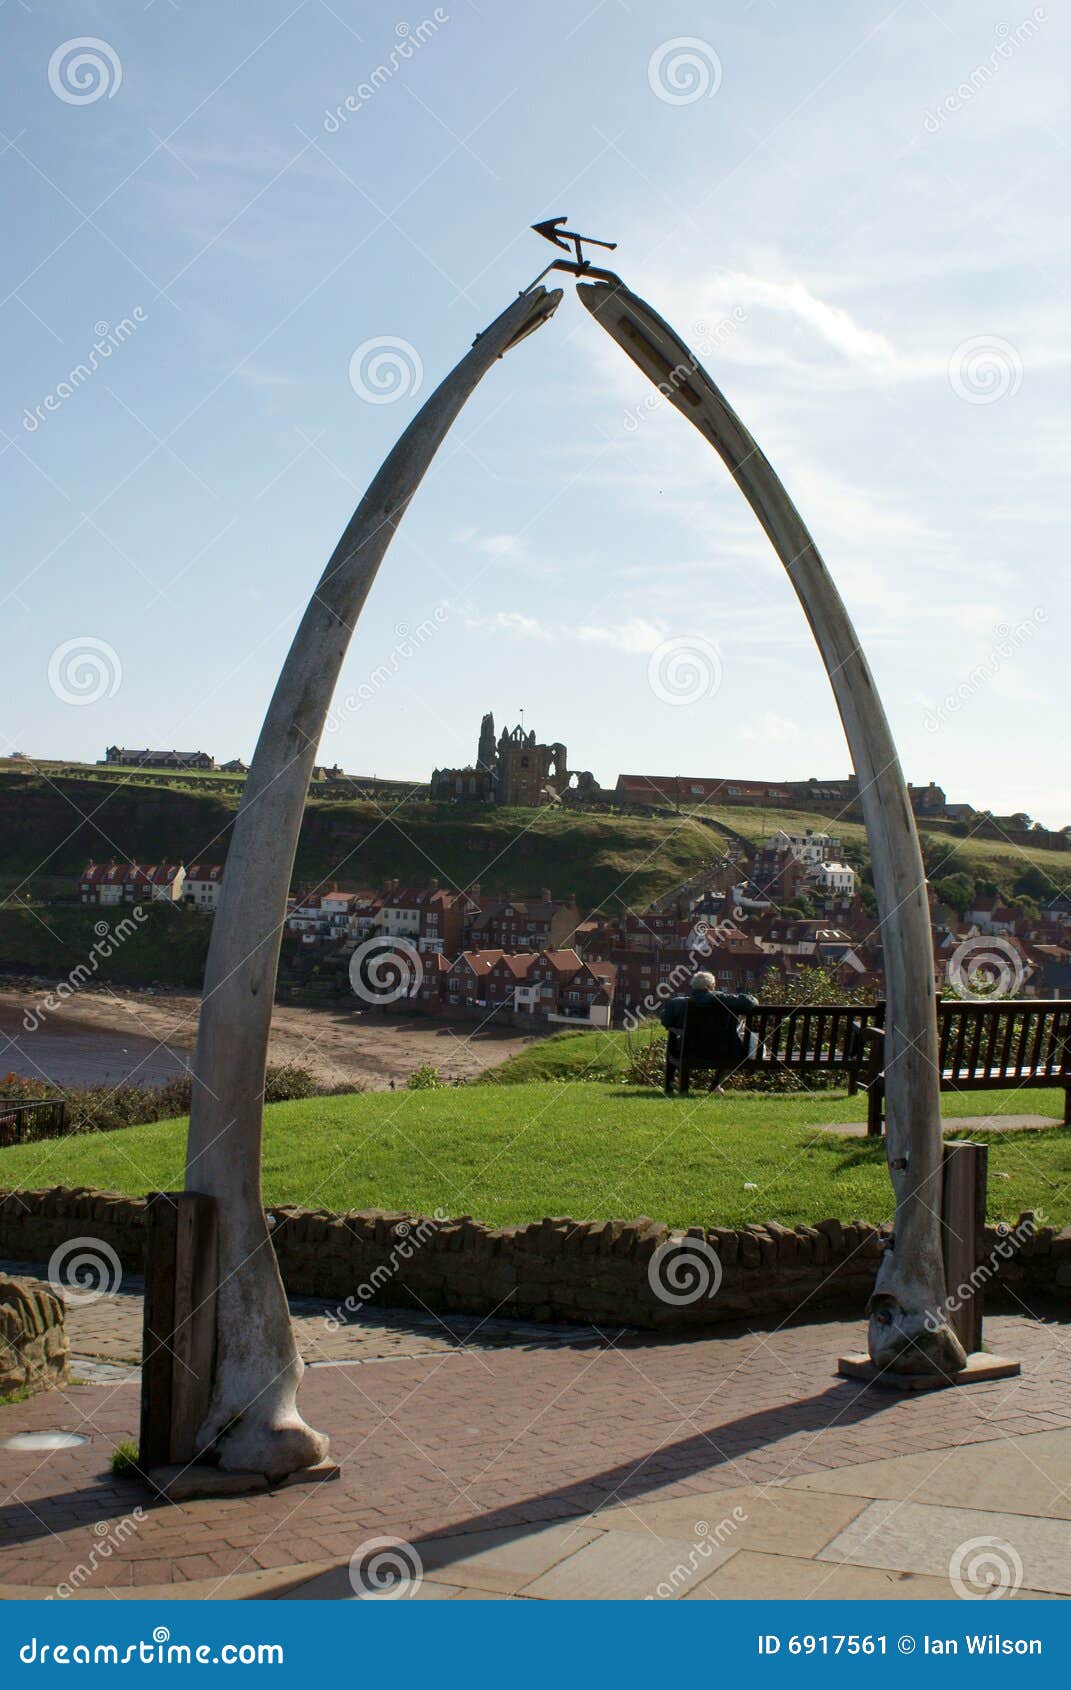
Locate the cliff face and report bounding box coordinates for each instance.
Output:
[0,773,715,913]
[0,775,238,877]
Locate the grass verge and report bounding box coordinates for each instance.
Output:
[0,1084,1064,1231]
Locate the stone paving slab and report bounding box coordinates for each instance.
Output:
[788,1427,1071,1519]
[524,1529,732,1600]
[591,1482,869,1558]
[819,1497,1071,1595]
[683,1551,1050,1602]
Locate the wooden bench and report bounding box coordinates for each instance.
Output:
[664,1001,872,1096]
[863,998,1071,1135]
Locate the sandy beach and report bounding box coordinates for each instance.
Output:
[0,982,535,1093]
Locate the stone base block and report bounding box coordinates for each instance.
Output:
[146,1460,340,1500]
[837,1351,1021,1391]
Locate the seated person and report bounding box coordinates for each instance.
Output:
[659,970,759,1087]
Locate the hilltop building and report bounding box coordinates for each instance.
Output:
[431,713,570,807]
[103,747,215,771]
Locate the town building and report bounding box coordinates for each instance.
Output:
[466,893,580,953]
[184,864,224,912]
[103,748,214,770]
[79,861,185,904]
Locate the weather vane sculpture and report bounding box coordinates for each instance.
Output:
[528,216,620,285]
[164,215,1008,1481]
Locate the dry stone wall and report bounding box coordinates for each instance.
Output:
[1,1187,1067,1331]
[0,1272,69,1395]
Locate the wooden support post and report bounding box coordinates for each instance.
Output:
[940,1140,988,1358]
[839,1135,1019,1388]
[139,1193,178,1470]
[140,1190,218,1469]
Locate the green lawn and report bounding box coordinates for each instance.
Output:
[1,1084,1065,1231]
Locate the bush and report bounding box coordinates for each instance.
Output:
[0,1063,321,1140]
[623,1029,666,1087]
[406,1064,446,1090]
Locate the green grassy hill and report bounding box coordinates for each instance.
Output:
[0,1083,1062,1228]
[2,767,1066,923]
[0,769,718,911]
[698,803,1070,905]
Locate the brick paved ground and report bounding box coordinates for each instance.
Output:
[2,1262,608,1372]
[2,1302,1069,1596]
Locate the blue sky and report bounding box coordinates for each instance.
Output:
[3,0,1067,822]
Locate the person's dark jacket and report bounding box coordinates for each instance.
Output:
[659,988,758,1064]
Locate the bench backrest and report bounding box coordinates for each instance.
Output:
[680,998,752,1065]
[937,999,1071,1082]
[678,1001,872,1071]
[740,1005,871,1070]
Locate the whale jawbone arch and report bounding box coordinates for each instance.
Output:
[577,277,965,1379]
[183,286,563,1476]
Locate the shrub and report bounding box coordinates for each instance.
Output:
[0,1063,321,1141]
[406,1064,445,1091]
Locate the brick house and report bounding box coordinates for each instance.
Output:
[550,958,616,1028]
[80,860,184,905]
[412,951,450,1013]
[611,944,764,1024]
[287,894,327,940]
[413,889,469,955]
[137,864,185,902]
[484,952,539,1013]
[468,895,580,953]
[443,950,504,1015]
[80,862,138,905]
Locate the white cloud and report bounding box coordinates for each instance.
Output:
[575,617,664,654]
[739,711,802,744]
[717,272,900,372]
